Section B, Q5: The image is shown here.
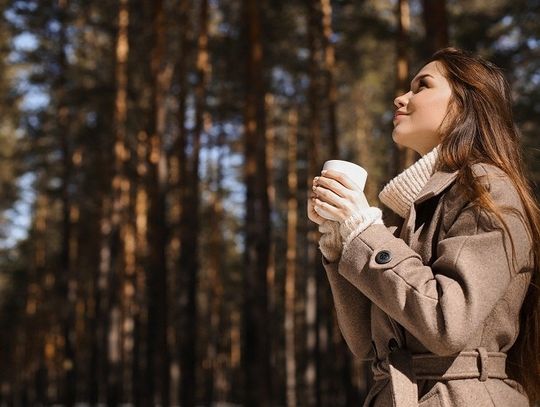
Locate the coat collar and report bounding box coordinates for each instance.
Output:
[414,169,460,205]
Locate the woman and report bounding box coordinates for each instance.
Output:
[307,47,540,406]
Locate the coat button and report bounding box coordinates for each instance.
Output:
[375,250,392,264]
[388,338,399,352]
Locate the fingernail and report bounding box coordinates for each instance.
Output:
[314,176,319,181]
[312,185,317,191]
[321,170,327,175]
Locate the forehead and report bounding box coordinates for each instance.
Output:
[413,61,446,81]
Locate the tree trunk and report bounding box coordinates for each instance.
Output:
[174,0,190,404]
[285,108,298,407]
[146,0,171,404]
[422,0,448,56]
[204,124,226,405]
[108,0,131,403]
[306,1,323,405]
[134,130,150,406]
[179,0,208,405]
[395,0,418,172]
[320,0,338,158]
[242,0,272,405]
[54,0,77,403]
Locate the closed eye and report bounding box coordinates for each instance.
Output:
[414,79,428,93]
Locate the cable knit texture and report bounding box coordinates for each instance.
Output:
[318,221,342,262]
[339,207,384,248]
[378,144,440,218]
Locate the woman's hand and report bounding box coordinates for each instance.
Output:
[312,169,370,222]
[307,191,326,225]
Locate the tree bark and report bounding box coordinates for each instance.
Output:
[178,0,208,405]
[422,0,448,56]
[174,0,191,404]
[285,108,298,407]
[54,0,77,404]
[395,0,418,172]
[320,0,339,158]
[146,0,171,404]
[242,0,272,405]
[306,1,323,405]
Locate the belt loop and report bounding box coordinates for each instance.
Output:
[477,347,488,382]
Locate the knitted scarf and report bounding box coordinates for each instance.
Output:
[378,144,440,218]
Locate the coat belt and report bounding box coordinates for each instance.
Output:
[372,347,507,406]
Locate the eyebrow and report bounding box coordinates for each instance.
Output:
[410,73,434,89]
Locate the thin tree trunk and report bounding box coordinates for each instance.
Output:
[175,0,190,404]
[110,0,138,403]
[134,130,150,406]
[306,1,323,405]
[242,0,272,405]
[320,0,338,158]
[98,194,112,405]
[54,0,77,403]
[179,0,208,405]
[108,0,131,403]
[395,0,418,172]
[205,126,225,405]
[285,108,298,407]
[422,0,448,56]
[147,0,171,403]
[28,192,49,405]
[265,94,279,403]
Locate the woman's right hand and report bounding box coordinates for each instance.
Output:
[308,191,326,225]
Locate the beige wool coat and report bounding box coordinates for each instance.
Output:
[322,163,534,406]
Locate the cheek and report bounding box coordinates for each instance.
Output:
[415,95,451,130]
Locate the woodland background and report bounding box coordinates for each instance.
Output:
[0,0,539,406]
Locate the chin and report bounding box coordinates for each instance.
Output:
[391,130,410,149]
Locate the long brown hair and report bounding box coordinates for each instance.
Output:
[426,47,540,403]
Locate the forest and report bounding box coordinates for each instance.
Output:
[0,0,539,405]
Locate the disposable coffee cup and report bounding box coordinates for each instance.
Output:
[322,160,368,191]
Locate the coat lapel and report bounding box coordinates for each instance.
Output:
[414,169,460,205]
[401,169,460,243]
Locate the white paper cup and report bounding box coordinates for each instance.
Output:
[322,160,367,191]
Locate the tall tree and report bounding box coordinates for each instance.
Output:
[306,0,324,404]
[285,108,298,407]
[242,0,272,405]
[109,0,131,403]
[180,0,208,405]
[395,0,418,171]
[174,0,192,402]
[320,0,339,158]
[52,0,78,404]
[422,0,449,56]
[146,0,171,403]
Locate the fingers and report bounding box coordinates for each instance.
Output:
[319,169,363,191]
[307,195,325,225]
[313,198,340,222]
[313,176,349,198]
[313,184,343,207]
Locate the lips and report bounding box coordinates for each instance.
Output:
[393,112,408,121]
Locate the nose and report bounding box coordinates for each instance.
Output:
[394,91,410,109]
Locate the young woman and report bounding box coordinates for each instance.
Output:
[307,47,540,406]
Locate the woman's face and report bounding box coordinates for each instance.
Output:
[392,61,453,155]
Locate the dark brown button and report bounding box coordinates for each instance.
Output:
[375,250,392,264]
[388,338,399,352]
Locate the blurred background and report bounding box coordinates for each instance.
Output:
[0,0,539,406]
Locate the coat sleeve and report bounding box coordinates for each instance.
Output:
[322,255,373,359]
[336,173,532,356]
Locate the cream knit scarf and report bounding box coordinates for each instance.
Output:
[378,144,440,218]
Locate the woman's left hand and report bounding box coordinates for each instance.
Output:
[312,169,371,223]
